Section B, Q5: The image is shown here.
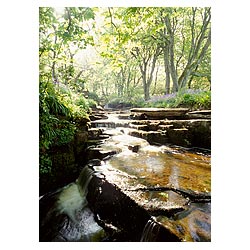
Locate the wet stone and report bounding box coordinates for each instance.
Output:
[86,113,211,241]
[41,109,211,242]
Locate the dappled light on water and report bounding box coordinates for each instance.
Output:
[105,139,211,193]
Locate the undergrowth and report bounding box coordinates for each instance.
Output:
[39,81,96,174]
[139,89,211,110]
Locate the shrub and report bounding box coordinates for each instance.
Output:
[87,91,100,103]
[39,81,90,174]
[144,89,211,110]
[86,98,98,109]
[107,97,133,108]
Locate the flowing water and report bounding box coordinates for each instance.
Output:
[140,217,159,241]
[39,167,106,241]
[91,111,211,241]
[40,110,211,241]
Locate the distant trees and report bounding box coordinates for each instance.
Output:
[39,7,95,89]
[39,7,211,102]
[95,7,211,101]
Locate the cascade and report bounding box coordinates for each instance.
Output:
[140,217,160,242]
[40,166,106,241]
[40,109,211,241]
[57,166,94,222]
[76,166,94,198]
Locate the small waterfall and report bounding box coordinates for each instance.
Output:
[140,217,160,242]
[76,166,94,198]
[46,166,106,241]
[56,166,94,224]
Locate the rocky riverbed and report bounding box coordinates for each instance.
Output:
[40,108,211,242]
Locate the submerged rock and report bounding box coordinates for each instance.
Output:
[87,173,181,241]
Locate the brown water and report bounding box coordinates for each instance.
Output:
[92,112,211,241]
[41,111,211,241]
[108,143,210,193]
[95,128,210,194]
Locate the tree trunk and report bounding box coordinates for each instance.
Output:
[131,45,161,101]
[146,48,160,100]
[164,15,179,92]
[141,69,149,101]
[152,65,159,95]
[163,46,171,94]
[160,8,211,92]
[178,27,211,89]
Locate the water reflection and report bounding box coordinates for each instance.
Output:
[168,165,180,202]
[106,141,210,192]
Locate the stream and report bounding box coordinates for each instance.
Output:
[39,109,211,242]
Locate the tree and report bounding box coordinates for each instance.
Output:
[159,7,211,92]
[39,7,95,89]
[91,8,143,101]
[130,45,162,100]
[102,7,163,101]
[98,7,211,98]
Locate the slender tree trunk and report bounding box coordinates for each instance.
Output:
[164,16,179,92]
[141,68,149,101]
[163,46,171,94]
[51,26,58,84]
[131,46,161,101]
[178,27,211,89]
[152,65,159,95]
[146,48,160,99]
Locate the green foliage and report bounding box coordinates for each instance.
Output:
[107,95,145,108]
[107,97,133,108]
[175,90,211,109]
[39,81,91,174]
[39,154,52,174]
[87,98,98,108]
[86,91,100,103]
[39,7,98,175]
[45,93,71,117]
[144,90,211,110]
[93,7,211,100]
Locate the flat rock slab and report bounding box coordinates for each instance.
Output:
[187,110,211,119]
[130,108,189,119]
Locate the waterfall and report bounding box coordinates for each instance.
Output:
[56,167,94,223]
[46,166,106,241]
[140,217,160,242]
[76,166,94,198]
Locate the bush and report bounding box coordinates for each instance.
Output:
[107,97,133,109]
[144,89,211,110]
[86,91,100,103]
[86,98,98,109]
[175,90,211,109]
[39,81,90,174]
